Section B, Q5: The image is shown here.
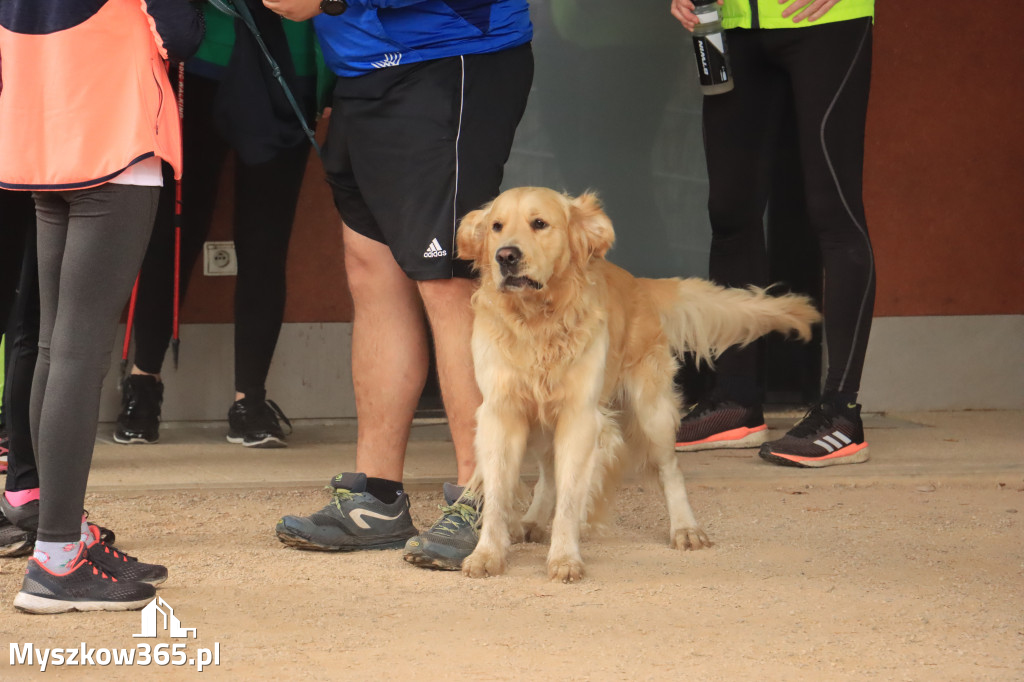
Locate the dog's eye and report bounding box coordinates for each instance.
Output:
[531,218,548,231]
[492,222,503,232]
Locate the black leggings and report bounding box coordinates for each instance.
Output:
[3,228,40,493]
[33,185,158,542]
[131,74,309,399]
[1,189,39,493]
[702,17,875,403]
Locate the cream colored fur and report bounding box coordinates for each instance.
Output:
[457,188,821,582]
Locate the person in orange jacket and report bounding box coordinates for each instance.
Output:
[0,0,203,613]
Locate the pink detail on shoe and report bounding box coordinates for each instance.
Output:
[5,488,40,506]
[85,523,101,548]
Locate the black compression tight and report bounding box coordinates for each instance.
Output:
[33,185,158,541]
[702,17,875,404]
[130,74,309,399]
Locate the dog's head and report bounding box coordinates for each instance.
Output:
[457,187,615,294]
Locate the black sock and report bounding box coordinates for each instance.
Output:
[365,477,403,504]
[822,391,858,410]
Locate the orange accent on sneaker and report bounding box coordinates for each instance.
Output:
[769,441,869,464]
[676,423,768,448]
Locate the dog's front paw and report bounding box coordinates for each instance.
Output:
[462,547,507,578]
[672,527,712,551]
[547,556,585,583]
[521,521,548,544]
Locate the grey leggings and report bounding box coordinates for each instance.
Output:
[32,184,158,542]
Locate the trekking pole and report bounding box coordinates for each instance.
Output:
[171,61,185,369]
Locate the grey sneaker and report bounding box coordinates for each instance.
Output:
[403,482,481,571]
[14,543,155,614]
[0,513,34,558]
[0,497,117,557]
[275,472,418,551]
[0,494,39,531]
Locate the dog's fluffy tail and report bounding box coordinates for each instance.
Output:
[646,277,821,366]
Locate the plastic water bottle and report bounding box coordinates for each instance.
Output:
[691,0,733,95]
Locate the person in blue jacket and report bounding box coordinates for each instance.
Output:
[266,0,533,570]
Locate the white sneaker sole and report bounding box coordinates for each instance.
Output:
[226,435,286,448]
[13,592,153,614]
[112,433,159,445]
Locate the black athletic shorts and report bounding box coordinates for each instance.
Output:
[324,42,534,280]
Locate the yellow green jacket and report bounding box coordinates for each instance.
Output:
[722,0,874,29]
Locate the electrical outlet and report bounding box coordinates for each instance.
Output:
[204,241,237,277]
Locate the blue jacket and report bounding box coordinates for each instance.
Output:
[313,0,531,78]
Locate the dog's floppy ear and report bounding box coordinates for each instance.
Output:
[456,205,490,265]
[568,191,615,264]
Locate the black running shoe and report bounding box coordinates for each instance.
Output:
[0,512,34,558]
[85,525,167,585]
[114,375,163,444]
[13,544,156,614]
[675,399,769,452]
[759,402,870,468]
[0,496,114,545]
[276,472,418,551]
[227,397,292,448]
[403,482,481,571]
[0,494,38,531]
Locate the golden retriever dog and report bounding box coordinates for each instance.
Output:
[456,187,821,582]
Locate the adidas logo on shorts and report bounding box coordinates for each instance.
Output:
[423,238,448,258]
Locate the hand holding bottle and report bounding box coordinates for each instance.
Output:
[670,0,724,32]
[780,0,844,23]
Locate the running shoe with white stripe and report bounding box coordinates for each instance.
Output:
[675,400,769,452]
[275,472,418,551]
[759,402,869,468]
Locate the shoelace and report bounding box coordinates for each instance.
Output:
[682,399,728,422]
[264,400,294,435]
[89,563,117,582]
[788,404,837,439]
[429,503,480,537]
[94,541,139,564]
[328,487,359,510]
[66,555,118,582]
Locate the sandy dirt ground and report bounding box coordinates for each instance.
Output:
[1,476,1021,681]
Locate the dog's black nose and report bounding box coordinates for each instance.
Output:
[495,246,522,274]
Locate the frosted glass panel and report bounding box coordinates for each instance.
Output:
[502,0,712,279]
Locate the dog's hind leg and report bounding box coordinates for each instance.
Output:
[631,391,712,551]
[520,441,555,544]
[463,405,530,579]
